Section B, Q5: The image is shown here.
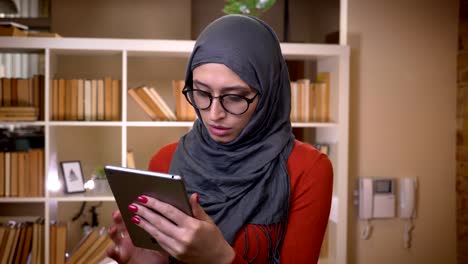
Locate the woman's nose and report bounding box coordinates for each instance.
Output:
[209,98,226,120]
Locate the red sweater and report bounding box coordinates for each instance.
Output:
[148,140,333,263]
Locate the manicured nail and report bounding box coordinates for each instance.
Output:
[128,204,138,212]
[137,196,148,204]
[196,193,200,204]
[131,216,141,224]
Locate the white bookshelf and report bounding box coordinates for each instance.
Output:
[0,36,349,264]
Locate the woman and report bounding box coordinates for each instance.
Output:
[107,14,333,263]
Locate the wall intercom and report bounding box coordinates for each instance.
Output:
[357,177,418,247]
[358,177,396,219]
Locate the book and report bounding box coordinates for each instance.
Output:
[55,223,67,264]
[84,80,92,121]
[128,88,158,120]
[316,72,330,122]
[52,79,59,120]
[58,79,66,120]
[4,152,10,197]
[104,77,113,121]
[0,22,27,37]
[111,79,120,121]
[66,228,100,264]
[135,87,165,120]
[10,152,18,197]
[74,228,108,264]
[70,79,78,120]
[127,150,136,169]
[1,224,17,264]
[77,79,85,121]
[97,79,105,121]
[19,224,33,264]
[0,152,4,196]
[147,87,176,121]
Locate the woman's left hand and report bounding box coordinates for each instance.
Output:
[129,193,235,264]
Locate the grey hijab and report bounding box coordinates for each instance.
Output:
[169,15,294,261]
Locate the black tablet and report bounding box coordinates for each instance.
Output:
[104,165,192,252]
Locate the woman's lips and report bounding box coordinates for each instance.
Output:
[209,125,231,137]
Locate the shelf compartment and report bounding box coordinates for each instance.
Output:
[127,126,189,169]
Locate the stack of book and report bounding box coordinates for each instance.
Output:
[128,86,176,121]
[0,75,45,121]
[290,72,330,122]
[0,106,38,121]
[0,127,45,197]
[50,77,121,121]
[0,217,45,264]
[66,227,114,264]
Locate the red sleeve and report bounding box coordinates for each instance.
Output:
[280,140,334,262]
[147,142,178,173]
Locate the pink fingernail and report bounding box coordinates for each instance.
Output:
[196,193,200,204]
[128,204,138,212]
[131,216,141,224]
[137,196,148,204]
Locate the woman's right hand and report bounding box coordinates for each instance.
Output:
[107,210,169,264]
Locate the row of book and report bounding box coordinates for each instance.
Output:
[65,227,113,264]
[0,217,45,264]
[51,78,121,121]
[128,80,196,121]
[0,150,45,197]
[290,72,330,122]
[0,217,112,264]
[0,75,45,121]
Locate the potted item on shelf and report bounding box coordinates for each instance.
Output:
[87,165,111,195]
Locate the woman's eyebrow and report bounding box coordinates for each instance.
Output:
[193,79,252,93]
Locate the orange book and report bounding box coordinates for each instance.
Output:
[84,80,92,121]
[147,87,176,121]
[0,152,4,197]
[28,149,38,197]
[37,149,44,196]
[85,237,113,264]
[111,79,120,121]
[135,87,165,120]
[38,75,45,120]
[52,79,59,120]
[0,226,9,260]
[91,80,98,121]
[55,223,67,264]
[128,88,157,121]
[77,79,84,121]
[104,77,112,121]
[316,72,330,122]
[17,152,27,197]
[16,79,29,106]
[49,224,56,264]
[97,79,105,121]
[75,230,107,264]
[10,78,18,106]
[66,228,100,264]
[19,224,33,264]
[2,225,18,264]
[70,79,78,121]
[2,78,11,106]
[10,152,18,197]
[58,79,66,120]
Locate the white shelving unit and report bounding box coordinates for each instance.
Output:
[0,37,349,264]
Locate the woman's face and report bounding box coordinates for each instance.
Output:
[192,63,259,143]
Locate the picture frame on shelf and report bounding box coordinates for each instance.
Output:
[60,161,86,194]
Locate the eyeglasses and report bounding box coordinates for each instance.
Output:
[182,88,260,115]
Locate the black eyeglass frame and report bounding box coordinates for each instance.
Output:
[182,87,260,115]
